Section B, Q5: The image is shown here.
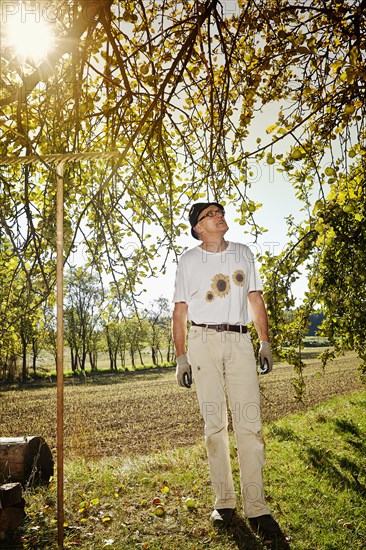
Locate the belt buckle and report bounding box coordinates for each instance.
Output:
[216,324,226,332]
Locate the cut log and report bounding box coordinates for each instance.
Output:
[0,501,26,540]
[0,483,23,509]
[0,437,54,485]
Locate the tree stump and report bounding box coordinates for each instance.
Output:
[0,483,26,540]
[0,437,54,485]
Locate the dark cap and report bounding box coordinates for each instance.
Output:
[188,202,224,239]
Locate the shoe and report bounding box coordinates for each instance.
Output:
[210,507,235,527]
[249,514,282,540]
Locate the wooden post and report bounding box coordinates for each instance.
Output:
[56,160,66,550]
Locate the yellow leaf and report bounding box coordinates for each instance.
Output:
[344,104,355,115]
[350,46,359,65]
[266,124,277,134]
[315,223,324,233]
[346,68,356,84]
[331,60,343,72]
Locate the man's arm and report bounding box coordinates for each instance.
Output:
[248,290,270,341]
[248,291,273,373]
[172,301,188,356]
[172,301,192,387]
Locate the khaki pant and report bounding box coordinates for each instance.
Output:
[188,326,271,518]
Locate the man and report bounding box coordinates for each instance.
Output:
[172,202,282,542]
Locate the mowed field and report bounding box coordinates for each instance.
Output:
[0,349,363,461]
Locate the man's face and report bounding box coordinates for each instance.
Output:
[195,205,228,239]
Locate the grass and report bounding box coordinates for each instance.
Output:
[265,393,366,549]
[0,349,365,548]
[5,391,364,549]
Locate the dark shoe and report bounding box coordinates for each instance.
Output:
[249,514,282,541]
[210,507,235,527]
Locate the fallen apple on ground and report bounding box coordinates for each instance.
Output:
[154,505,165,517]
[184,497,196,509]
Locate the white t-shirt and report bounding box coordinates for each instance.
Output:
[173,241,263,325]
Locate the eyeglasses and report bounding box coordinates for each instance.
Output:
[198,208,225,222]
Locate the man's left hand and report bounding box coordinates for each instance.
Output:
[258,341,273,374]
[176,354,192,388]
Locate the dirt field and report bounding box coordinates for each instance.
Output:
[0,350,363,460]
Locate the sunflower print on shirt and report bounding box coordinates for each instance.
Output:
[205,290,215,302]
[207,273,231,300]
[232,269,245,286]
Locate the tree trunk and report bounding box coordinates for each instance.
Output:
[166,336,173,363]
[20,335,27,382]
[32,337,38,375]
[105,327,114,369]
[70,348,77,372]
[89,350,97,371]
[80,350,87,371]
[107,346,114,370]
[112,350,118,370]
[109,353,116,370]
[76,351,82,371]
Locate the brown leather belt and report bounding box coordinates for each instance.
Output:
[191,321,247,333]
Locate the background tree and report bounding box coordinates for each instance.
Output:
[104,317,124,371]
[123,317,149,369]
[64,267,103,372]
[18,312,34,381]
[0,234,21,380]
[145,297,172,366]
[42,303,58,369]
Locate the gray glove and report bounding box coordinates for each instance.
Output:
[176,354,192,388]
[258,341,273,374]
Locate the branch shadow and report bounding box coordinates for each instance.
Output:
[306,438,366,497]
[268,426,300,442]
[218,513,292,550]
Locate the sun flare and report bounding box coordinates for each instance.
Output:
[4,19,54,62]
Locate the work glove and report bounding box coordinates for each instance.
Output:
[258,341,273,375]
[176,354,192,388]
